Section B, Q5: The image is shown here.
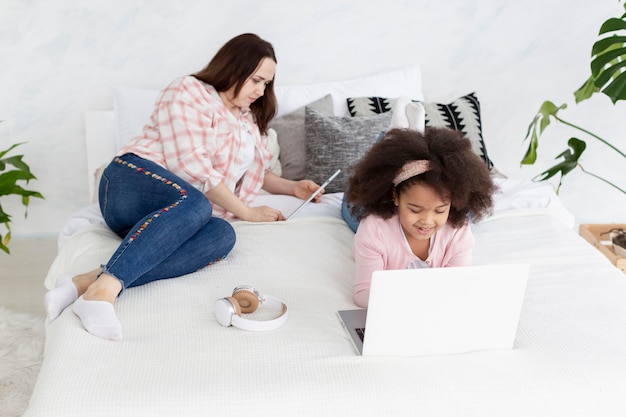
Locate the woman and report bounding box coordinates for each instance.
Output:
[44,33,322,340]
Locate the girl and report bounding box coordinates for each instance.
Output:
[344,127,496,307]
[44,33,322,340]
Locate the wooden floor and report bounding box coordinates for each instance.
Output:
[0,238,58,318]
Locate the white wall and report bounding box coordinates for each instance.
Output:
[1,0,625,238]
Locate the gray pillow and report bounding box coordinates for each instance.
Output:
[270,94,334,181]
[304,107,392,193]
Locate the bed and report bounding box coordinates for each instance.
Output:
[24,66,626,417]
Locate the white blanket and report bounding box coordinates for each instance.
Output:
[54,177,575,253]
[26,208,626,416]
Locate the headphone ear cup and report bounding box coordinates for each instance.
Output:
[215,296,242,327]
[232,289,259,314]
[226,296,242,316]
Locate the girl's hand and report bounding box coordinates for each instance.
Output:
[244,205,286,222]
[293,180,323,202]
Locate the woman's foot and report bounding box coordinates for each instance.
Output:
[44,273,78,321]
[44,269,100,321]
[72,296,122,341]
[73,273,123,341]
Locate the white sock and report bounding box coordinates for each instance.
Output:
[387,96,412,130]
[406,102,426,133]
[44,273,78,321]
[72,296,123,341]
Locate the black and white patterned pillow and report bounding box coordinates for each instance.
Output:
[346,92,494,170]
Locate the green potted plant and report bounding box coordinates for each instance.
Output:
[521,1,626,195]
[0,133,44,254]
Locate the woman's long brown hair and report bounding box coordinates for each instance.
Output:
[194,33,277,134]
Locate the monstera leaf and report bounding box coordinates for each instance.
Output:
[521,101,567,165]
[575,7,626,104]
[521,3,626,195]
[533,138,586,193]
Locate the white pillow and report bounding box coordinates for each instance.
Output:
[113,66,423,148]
[274,65,423,118]
[113,86,159,151]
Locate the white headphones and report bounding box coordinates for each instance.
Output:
[214,285,288,331]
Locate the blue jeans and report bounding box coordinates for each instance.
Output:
[341,194,363,233]
[98,153,236,290]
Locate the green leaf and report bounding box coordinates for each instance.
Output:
[0,143,25,159]
[1,154,34,175]
[592,59,626,88]
[521,128,539,164]
[532,2,626,194]
[1,233,10,254]
[590,46,626,76]
[584,8,626,104]
[14,187,43,199]
[0,207,11,252]
[0,171,38,196]
[533,138,587,192]
[0,205,10,223]
[538,100,564,118]
[591,35,626,56]
[0,142,44,245]
[574,77,599,103]
[521,101,567,165]
[602,70,626,103]
[598,17,626,35]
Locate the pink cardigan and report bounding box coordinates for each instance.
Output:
[353,214,475,307]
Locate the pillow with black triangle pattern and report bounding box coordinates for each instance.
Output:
[346,92,495,172]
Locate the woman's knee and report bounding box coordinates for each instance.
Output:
[182,191,214,225]
[212,217,236,253]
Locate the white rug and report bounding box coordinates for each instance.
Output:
[0,307,45,417]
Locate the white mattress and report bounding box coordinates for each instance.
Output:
[25,180,626,417]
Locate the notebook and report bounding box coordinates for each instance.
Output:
[338,264,529,356]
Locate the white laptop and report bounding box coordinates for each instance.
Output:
[338,264,529,356]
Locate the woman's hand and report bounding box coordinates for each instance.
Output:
[263,172,323,202]
[293,180,323,202]
[243,205,285,222]
[205,182,284,221]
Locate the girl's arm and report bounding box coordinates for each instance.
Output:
[354,288,371,309]
[353,220,387,308]
[437,224,475,267]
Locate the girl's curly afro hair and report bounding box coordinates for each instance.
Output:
[344,127,497,228]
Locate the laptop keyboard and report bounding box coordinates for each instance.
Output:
[356,327,366,342]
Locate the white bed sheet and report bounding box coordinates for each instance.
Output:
[27,208,626,417]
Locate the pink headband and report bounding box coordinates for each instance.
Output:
[393,160,431,186]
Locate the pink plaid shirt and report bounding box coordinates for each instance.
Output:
[119,76,272,219]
